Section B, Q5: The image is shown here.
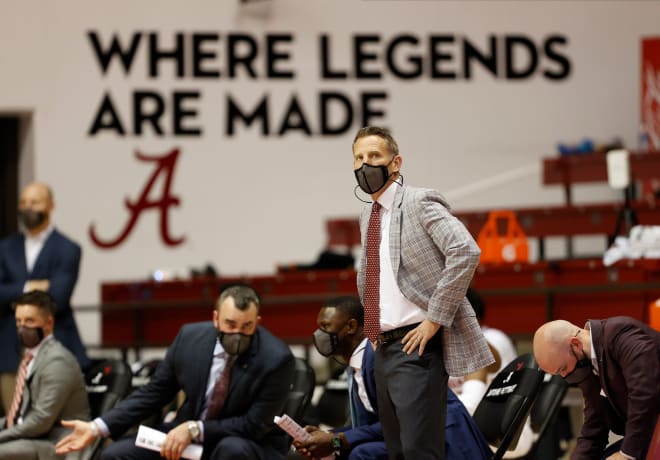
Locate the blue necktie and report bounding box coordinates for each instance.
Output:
[347,367,359,427]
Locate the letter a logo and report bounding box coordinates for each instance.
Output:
[89,148,185,249]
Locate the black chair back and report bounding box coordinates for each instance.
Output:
[131,359,162,391]
[283,358,316,423]
[82,359,133,460]
[283,357,316,424]
[473,353,544,460]
[86,359,133,418]
[529,373,568,437]
[316,376,350,428]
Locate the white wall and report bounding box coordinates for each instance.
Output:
[1,0,658,345]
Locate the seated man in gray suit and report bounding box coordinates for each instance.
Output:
[0,290,90,460]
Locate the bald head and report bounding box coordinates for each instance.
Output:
[533,319,587,376]
[21,182,53,205]
[19,182,54,234]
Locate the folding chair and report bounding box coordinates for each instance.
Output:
[473,353,545,460]
[282,357,316,460]
[82,359,133,460]
[283,357,316,424]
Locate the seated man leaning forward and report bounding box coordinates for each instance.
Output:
[295,296,492,460]
[55,284,296,460]
[533,317,659,460]
[0,290,89,460]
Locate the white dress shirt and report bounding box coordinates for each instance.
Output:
[376,182,426,331]
[24,224,54,274]
[349,338,375,413]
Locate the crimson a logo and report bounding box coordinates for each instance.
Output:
[89,148,185,249]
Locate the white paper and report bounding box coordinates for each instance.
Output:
[274,415,334,460]
[135,425,203,460]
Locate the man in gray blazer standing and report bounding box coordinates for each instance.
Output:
[0,290,89,460]
[352,126,493,460]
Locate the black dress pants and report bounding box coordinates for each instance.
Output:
[373,330,448,460]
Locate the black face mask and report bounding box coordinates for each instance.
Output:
[20,210,48,230]
[313,328,340,357]
[218,331,253,356]
[18,326,45,348]
[354,157,396,195]
[564,347,593,385]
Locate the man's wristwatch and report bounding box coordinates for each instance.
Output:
[331,433,342,457]
[187,421,200,441]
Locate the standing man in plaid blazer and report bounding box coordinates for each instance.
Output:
[352,126,494,460]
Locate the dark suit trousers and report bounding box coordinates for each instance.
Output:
[374,331,447,460]
[100,433,279,460]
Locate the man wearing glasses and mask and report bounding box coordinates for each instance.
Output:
[56,285,295,460]
[533,317,659,460]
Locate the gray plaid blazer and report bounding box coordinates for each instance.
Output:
[357,184,494,376]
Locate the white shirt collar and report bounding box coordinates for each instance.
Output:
[349,337,369,370]
[584,321,599,373]
[376,181,399,212]
[24,223,54,243]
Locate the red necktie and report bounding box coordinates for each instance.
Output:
[364,202,381,343]
[7,352,33,427]
[205,354,236,420]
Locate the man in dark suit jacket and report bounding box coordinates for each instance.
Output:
[0,291,89,460]
[0,182,89,408]
[56,285,296,460]
[295,297,492,460]
[533,317,660,460]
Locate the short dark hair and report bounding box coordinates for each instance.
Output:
[324,296,364,327]
[12,290,56,317]
[352,126,399,156]
[217,284,261,312]
[466,288,485,321]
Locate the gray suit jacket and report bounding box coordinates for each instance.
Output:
[357,184,493,376]
[0,337,90,459]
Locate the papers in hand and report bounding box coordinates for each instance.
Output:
[274,415,334,460]
[135,425,203,460]
[274,414,310,441]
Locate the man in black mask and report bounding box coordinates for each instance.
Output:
[533,318,660,460]
[351,126,493,460]
[0,181,89,413]
[56,284,296,460]
[0,290,89,459]
[295,296,492,460]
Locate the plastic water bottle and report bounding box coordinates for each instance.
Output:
[639,123,650,151]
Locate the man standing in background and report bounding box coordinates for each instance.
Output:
[352,126,493,459]
[0,182,89,414]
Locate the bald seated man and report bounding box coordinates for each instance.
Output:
[533,317,659,460]
[0,182,89,413]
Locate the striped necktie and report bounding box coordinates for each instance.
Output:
[7,352,34,427]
